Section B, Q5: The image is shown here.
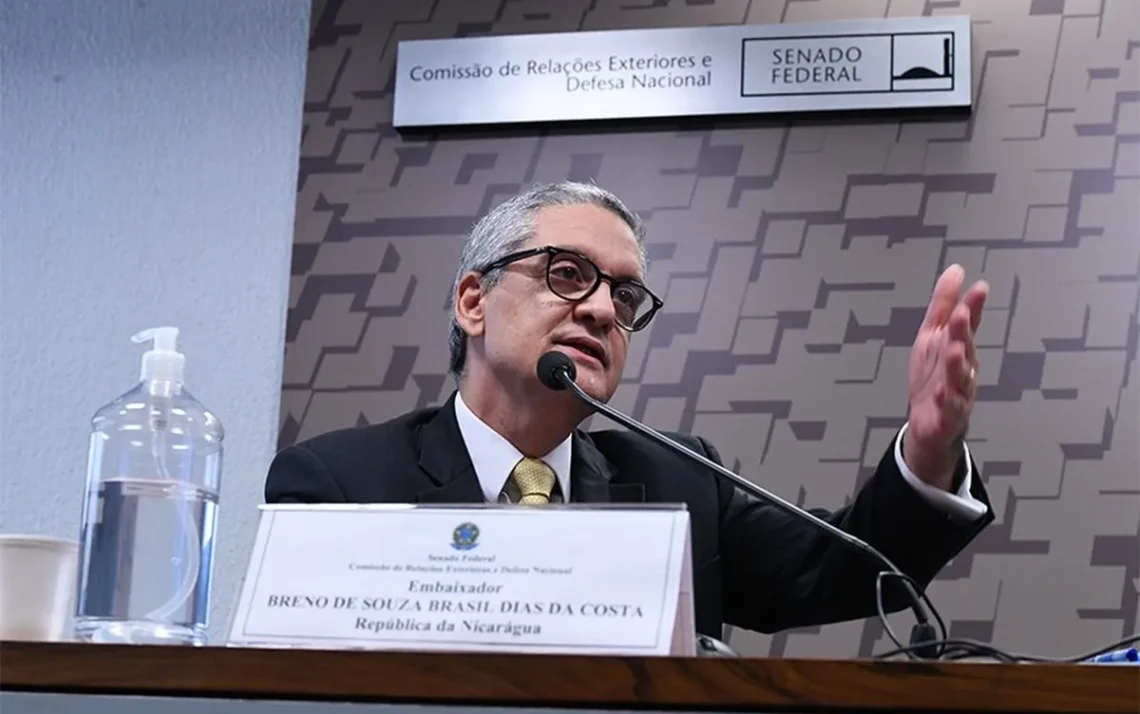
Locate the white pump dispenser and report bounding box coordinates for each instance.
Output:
[132,326,186,384]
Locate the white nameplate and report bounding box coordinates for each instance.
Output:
[228,504,695,656]
[393,15,972,128]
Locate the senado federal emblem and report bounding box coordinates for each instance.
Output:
[451,522,480,550]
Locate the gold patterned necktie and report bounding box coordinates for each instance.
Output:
[509,457,556,505]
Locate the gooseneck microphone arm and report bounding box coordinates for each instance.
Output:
[536,351,941,659]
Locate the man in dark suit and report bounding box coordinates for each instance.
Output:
[267,181,995,640]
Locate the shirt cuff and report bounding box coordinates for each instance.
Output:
[894,422,989,522]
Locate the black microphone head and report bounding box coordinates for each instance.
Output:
[537,351,576,390]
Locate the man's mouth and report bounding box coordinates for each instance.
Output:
[557,339,606,365]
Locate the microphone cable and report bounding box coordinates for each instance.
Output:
[870,570,1140,663]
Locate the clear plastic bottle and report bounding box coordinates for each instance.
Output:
[73,327,223,646]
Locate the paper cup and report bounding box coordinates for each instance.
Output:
[0,535,79,641]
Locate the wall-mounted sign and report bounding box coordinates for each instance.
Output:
[393,15,971,129]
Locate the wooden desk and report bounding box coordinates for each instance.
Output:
[1,641,1136,714]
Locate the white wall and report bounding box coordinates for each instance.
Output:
[0,0,311,642]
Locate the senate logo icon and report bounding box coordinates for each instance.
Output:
[451,522,480,550]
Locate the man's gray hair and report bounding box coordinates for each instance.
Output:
[446,181,648,379]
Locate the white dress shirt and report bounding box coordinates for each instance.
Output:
[454,391,987,521]
[894,421,989,520]
[454,391,573,503]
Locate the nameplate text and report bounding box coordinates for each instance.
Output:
[229,504,694,656]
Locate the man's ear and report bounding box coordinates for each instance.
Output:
[454,272,486,338]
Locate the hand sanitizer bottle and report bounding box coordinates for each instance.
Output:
[73,327,224,646]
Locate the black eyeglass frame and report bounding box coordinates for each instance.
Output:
[476,245,663,332]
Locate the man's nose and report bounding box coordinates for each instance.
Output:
[574,282,617,327]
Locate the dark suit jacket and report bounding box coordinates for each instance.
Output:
[265,392,994,639]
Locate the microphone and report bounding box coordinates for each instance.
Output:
[536,350,942,659]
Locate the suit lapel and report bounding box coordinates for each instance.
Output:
[414,393,485,504]
[571,431,646,504]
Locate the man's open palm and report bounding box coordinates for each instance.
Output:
[905,265,989,487]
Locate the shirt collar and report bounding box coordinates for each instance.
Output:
[453,390,573,502]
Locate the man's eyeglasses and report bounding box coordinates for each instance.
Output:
[477,246,663,332]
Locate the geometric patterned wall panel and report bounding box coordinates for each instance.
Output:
[283,0,1139,658]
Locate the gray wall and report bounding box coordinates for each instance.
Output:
[0,0,311,643]
[283,0,1139,659]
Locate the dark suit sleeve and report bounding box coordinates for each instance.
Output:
[264,444,349,504]
[706,433,993,634]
